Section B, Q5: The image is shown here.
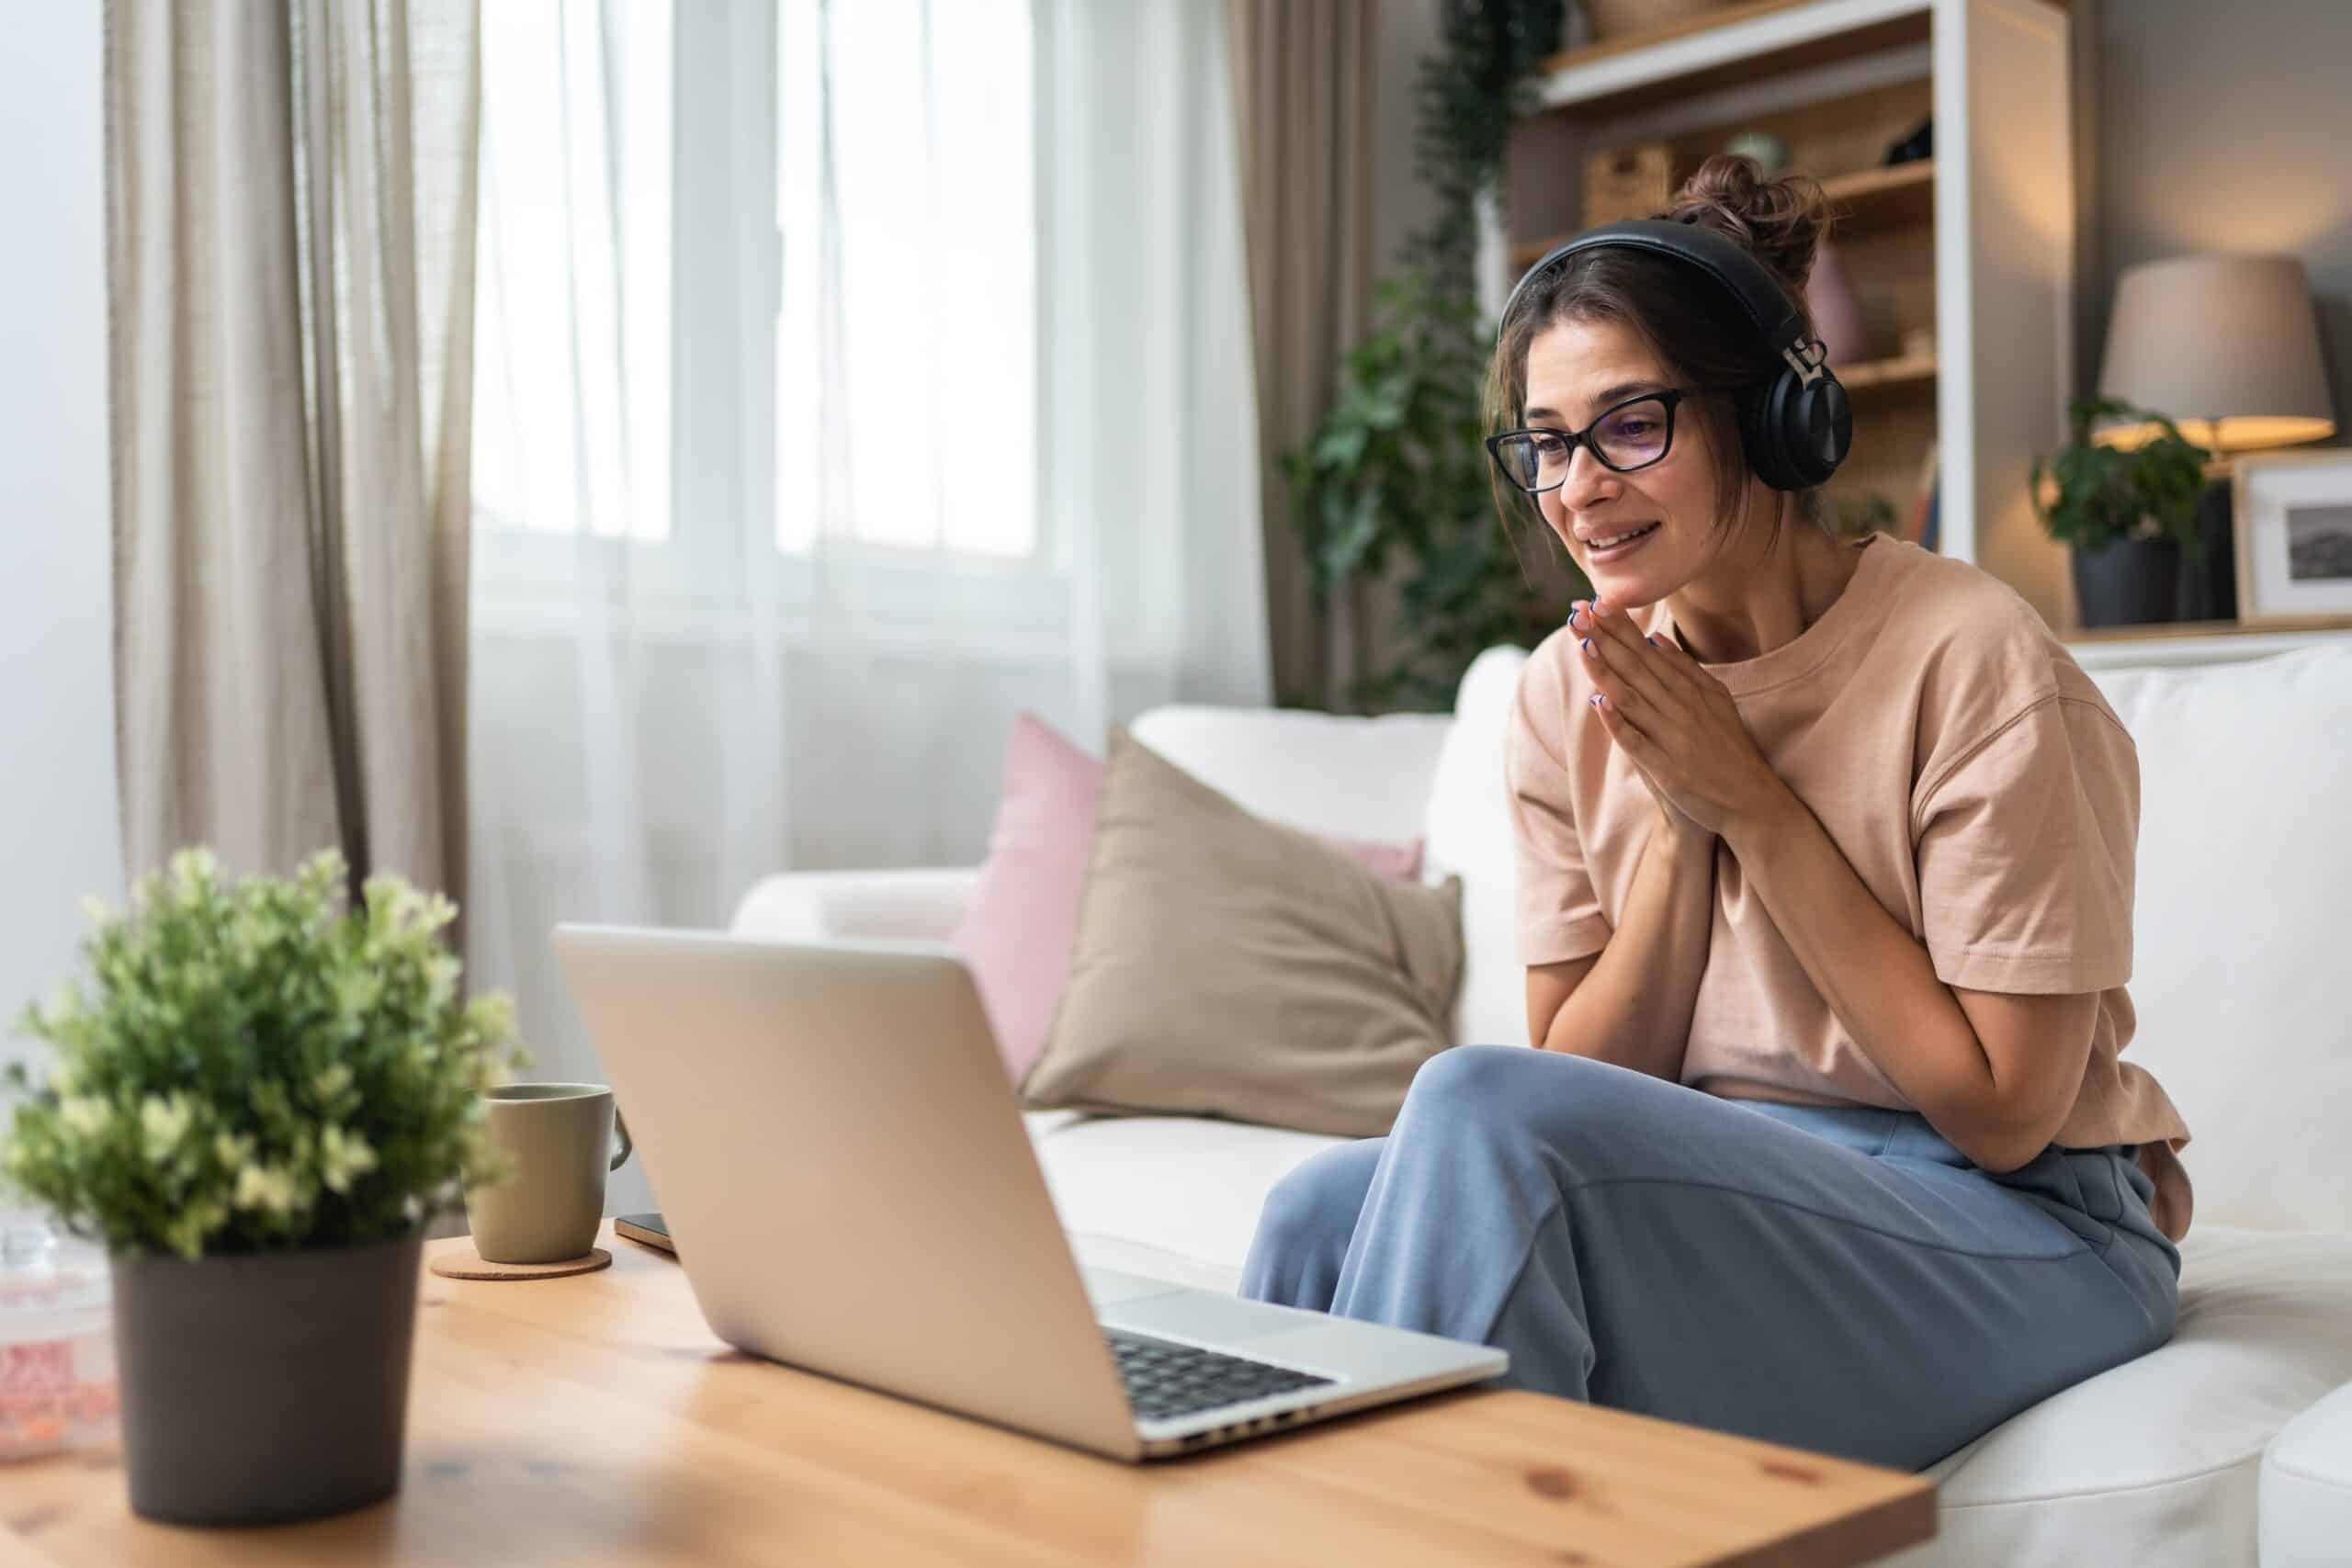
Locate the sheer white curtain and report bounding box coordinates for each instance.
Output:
[467,0,1266,1213]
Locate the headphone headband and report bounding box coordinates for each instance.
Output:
[1498,218,1807,356]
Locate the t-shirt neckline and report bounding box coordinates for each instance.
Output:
[1660,533,1889,699]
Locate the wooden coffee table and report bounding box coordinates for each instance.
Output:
[3,1224,1934,1565]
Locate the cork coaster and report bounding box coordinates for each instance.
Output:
[430,1247,612,1281]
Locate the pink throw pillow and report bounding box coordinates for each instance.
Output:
[950,713,1424,1083]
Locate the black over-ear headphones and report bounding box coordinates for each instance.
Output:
[1498,218,1853,491]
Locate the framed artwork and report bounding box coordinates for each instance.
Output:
[2233,448,2352,630]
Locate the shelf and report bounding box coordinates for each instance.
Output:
[1819,158,1933,230]
[1533,0,1932,118]
[1505,158,1933,271]
[1834,352,1936,389]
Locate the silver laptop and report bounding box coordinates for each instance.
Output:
[550,925,1507,1461]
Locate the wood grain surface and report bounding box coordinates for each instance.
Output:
[1,1224,1935,1566]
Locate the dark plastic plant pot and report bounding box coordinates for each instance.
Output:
[110,1234,424,1526]
[2073,535,2182,629]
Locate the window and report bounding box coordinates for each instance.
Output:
[775,0,1035,558]
[472,0,671,543]
[472,0,1036,567]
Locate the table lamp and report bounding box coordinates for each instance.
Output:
[2096,253,2335,453]
[2093,253,2338,618]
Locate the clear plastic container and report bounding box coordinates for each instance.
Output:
[0,1214,119,1461]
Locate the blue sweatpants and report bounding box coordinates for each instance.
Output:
[1239,1046,2179,1471]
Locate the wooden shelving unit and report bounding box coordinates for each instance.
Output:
[1507,159,1934,270]
[1531,0,1936,117]
[1493,0,2080,628]
[1836,352,1938,390]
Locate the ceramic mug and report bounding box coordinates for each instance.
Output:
[465,1083,634,1264]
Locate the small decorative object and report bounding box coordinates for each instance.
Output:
[1884,118,1933,165]
[1582,141,1674,228]
[2030,397,2212,628]
[2231,448,2352,629]
[0,1216,117,1461]
[1583,0,1738,43]
[1804,241,1871,366]
[1723,130,1791,174]
[1,850,524,1526]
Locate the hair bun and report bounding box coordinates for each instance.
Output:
[1658,154,1829,298]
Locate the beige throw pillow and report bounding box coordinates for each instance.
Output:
[1021,731,1464,1137]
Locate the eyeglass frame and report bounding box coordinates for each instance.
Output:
[1484,386,1735,494]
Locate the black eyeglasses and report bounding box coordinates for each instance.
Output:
[1485,388,1717,494]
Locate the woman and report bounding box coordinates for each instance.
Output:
[1238,157,2191,1471]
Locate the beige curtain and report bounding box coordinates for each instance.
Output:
[106,0,480,904]
[1223,0,1374,710]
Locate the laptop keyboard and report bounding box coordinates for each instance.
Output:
[1105,1328,1335,1421]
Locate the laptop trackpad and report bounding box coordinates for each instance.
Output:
[1097,1287,1320,1348]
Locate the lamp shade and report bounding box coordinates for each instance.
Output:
[2096,253,2336,452]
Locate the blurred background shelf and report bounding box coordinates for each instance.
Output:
[1532,0,1934,118]
[1837,352,1938,389]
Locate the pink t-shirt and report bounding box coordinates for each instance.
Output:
[1507,535,2191,1177]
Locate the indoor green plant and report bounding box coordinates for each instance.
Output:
[2,848,522,1526]
[1286,0,1577,712]
[2031,395,2212,628]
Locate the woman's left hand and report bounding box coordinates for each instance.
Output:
[1570,598,1792,840]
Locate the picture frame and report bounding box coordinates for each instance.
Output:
[2233,448,2352,630]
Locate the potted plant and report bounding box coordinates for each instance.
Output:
[2,848,521,1526]
[2031,396,2212,628]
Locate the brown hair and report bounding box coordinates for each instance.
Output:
[1483,154,1834,554]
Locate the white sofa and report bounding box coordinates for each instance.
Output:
[732,639,2352,1567]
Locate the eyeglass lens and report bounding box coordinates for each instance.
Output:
[1497,396,1672,490]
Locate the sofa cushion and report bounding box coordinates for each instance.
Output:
[2087,644,2352,1232]
[951,713,1107,1081]
[1027,1111,1346,1293]
[956,713,1428,1084]
[1023,732,1464,1137]
[2262,1376,2352,1568]
[1423,646,1534,1049]
[1883,1225,2352,1568]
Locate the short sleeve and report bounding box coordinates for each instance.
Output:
[1506,665,1611,965]
[1913,694,2138,994]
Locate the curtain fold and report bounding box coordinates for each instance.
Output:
[1223,0,1375,710]
[106,0,480,901]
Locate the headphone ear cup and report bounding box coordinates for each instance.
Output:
[1751,366,1852,491]
[1790,373,1853,488]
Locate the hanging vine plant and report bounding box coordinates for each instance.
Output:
[1284,0,1577,713]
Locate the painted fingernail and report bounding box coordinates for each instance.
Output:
[1646,634,1658,647]
[1580,637,1592,654]
[1589,694,1601,707]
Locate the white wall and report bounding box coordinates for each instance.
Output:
[0,3,124,1066]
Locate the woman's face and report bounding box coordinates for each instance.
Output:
[1520,314,1724,608]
